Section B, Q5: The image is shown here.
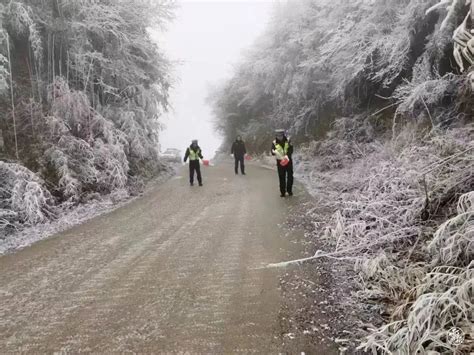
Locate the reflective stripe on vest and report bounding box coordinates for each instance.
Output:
[273,140,289,157]
[189,148,201,161]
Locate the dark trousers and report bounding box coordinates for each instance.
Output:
[189,160,202,184]
[234,156,245,174]
[277,162,293,195]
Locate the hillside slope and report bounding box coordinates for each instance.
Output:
[0,1,175,235]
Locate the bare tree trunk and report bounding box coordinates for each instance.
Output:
[52,0,60,18]
[52,33,55,82]
[35,60,42,104]
[66,50,69,84]
[59,37,62,78]
[6,35,19,160]
[47,33,51,84]
[27,46,35,101]
[84,57,94,92]
[26,49,36,138]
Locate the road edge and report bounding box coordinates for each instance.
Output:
[0,167,178,256]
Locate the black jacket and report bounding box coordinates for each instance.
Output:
[231,140,246,158]
[271,137,293,160]
[184,145,203,162]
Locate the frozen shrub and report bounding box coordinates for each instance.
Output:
[303,125,474,352]
[41,79,132,201]
[93,139,128,193]
[0,162,55,229]
[428,191,474,266]
[43,146,82,200]
[393,74,464,126]
[49,78,92,141]
[361,249,472,354]
[0,209,17,230]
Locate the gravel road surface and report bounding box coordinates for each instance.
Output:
[0,161,334,353]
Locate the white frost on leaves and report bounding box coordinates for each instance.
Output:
[0,189,132,256]
[292,122,473,354]
[0,162,55,229]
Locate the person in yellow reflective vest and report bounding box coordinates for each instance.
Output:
[271,129,294,197]
[184,139,204,186]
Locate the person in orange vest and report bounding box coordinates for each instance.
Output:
[271,129,294,197]
[184,139,203,186]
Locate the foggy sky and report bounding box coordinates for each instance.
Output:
[152,0,274,159]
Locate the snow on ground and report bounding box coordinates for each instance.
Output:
[0,192,130,255]
[0,172,174,256]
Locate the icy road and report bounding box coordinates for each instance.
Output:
[0,162,318,353]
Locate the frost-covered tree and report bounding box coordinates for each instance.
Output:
[0,0,175,230]
[210,0,473,151]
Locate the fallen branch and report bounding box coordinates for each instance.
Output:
[266,248,361,269]
[370,102,398,117]
[420,146,474,175]
[421,97,434,129]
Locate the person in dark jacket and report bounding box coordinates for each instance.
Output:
[231,135,247,175]
[271,129,294,197]
[184,139,203,186]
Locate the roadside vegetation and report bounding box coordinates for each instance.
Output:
[210,0,473,352]
[0,0,175,236]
